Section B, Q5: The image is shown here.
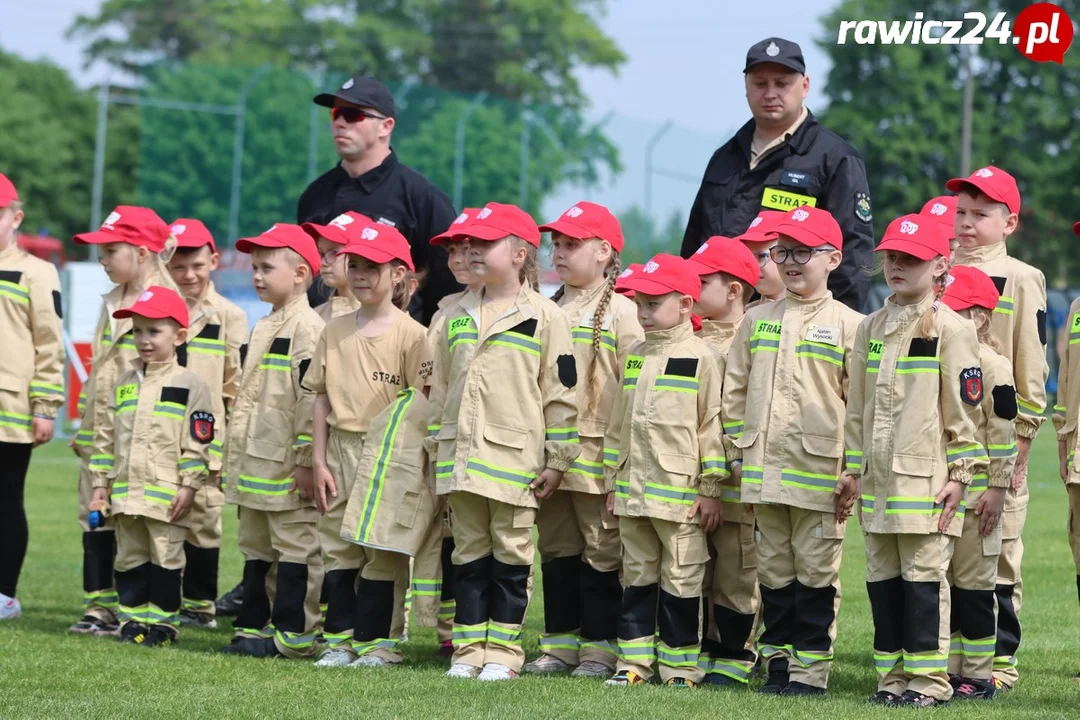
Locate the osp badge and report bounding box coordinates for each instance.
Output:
[855,192,872,223]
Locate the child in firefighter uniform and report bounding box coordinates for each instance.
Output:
[603,254,726,689]
[521,202,643,678]
[426,202,579,681]
[0,174,65,621]
[722,205,863,696]
[69,206,181,636]
[948,166,1048,689]
[736,210,787,307]
[301,211,365,323]
[88,286,215,646]
[1054,219,1080,683]
[843,214,986,708]
[221,223,325,659]
[165,218,248,628]
[303,222,432,668]
[941,265,1016,699]
[686,236,762,686]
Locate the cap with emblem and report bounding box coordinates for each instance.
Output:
[236,223,322,273]
[919,196,957,241]
[735,210,787,243]
[945,165,1020,214]
[768,205,843,249]
[1074,220,1080,236]
[302,211,373,246]
[687,236,762,287]
[0,173,19,207]
[112,285,190,328]
[616,253,701,302]
[615,263,643,297]
[539,201,624,252]
[744,37,806,74]
[942,265,1000,313]
[464,202,541,247]
[430,208,481,246]
[74,205,172,252]
[874,213,950,261]
[170,218,217,253]
[337,222,415,271]
[313,75,396,119]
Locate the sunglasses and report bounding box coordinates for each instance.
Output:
[331,107,388,123]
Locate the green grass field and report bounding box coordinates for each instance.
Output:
[2,434,1078,719]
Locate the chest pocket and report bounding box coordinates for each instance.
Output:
[488,318,541,356]
[0,269,29,308]
[989,276,1013,316]
[650,357,699,449]
[896,337,941,403]
[189,324,225,358]
[261,337,295,408]
[761,168,820,212]
[152,386,188,461]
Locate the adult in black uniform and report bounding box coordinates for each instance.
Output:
[680,38,874,312]
[297,75,462,325]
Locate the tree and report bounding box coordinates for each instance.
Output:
[619,205,684,265]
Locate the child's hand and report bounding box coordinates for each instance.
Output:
[974,486,1006,537]
[531,469,564,500]
[169,486,196,523]
[690,496,722,533]
[834,471,860,523]
[934,480,963,533]
[90,487,109,508]
[604,491,616,519]
[314,464,337,513]
[292,466,315,504]
[211,470,222,490]
[32,417,54,447]
[1059,439,1070,484]
[1011,437,1031,491]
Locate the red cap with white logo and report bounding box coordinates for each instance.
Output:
[945,165,1021,214]
[919,196,957,241]
[338,223,416,271]
[768,205,844,249]
[301,211,373,246]
[539,201,624,252]
[616,253,702,302]
[942,265,1000,313]
[686,236,762,287]
[170,218,217,252]
[735,210,787,243]
[112,285,190,328]
[1073,221,1080,236]
[464,202,541,247]
[430,208,481,246]
[0,174,18,207]
[615,263,642,297]
[874,213,950,261]
[74,206,172,253]
[236,223,322,273]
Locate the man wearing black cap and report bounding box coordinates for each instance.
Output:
[680,38,874,312]
[297,75,461,324]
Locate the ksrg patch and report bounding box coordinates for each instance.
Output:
[960,367,983,406]
[190,411,215,444]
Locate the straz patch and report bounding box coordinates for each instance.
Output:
[805,325,841,346]
[855,192,872,222]
[762,187,817,212]
[190,411,215,444]
[960,367,983,407]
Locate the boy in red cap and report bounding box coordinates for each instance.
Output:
[301,222,432,668]
[939,265,1016,699]
[88,286,216,646]
[921,196,958,253]
[301,212,367,322]
[425,202,579,681]
[947,165,1047,690]
[1053,220,1080,684]
[602,253,725,689]
[723,205,864,696]
[163,217,249,629]
[221,223,326,659]
[842,214,985,707]
[686,236,762,687]
[69,205,180,636]
[519,203,643,678]
[736,210,787,307]
[0,174,65,622]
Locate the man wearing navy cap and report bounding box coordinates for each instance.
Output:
[680,38,874,313]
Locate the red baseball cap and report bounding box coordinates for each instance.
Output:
[337,222,415,271]
[616,253,702,302]
[1073,221,1080,236]
[74,206,172,253]
[735,210,787,243]
[112,285,190,328]
[687,236,762,287]
[539,201,624,253]
[0,174,18,207]
[301,211,373,246]
[615,263,642,297]
[430,208,480,246]
[875,213,950,261]
[945,166,1021,214]
[942,265,999,313]
[768,206,844,249]
[465,202,541,247]
[236,223,322,274]
[170,218,217,252]
[919,196,957,241]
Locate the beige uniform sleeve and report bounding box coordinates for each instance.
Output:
[179,380,214,489]
[292,325,320,468]
[843,319,869,476]
[302,329,328,395]
[720,314,754,464]
[614,305,644,359]
[27,262,66,418]
[424,315,452,456]
[89,380,118,489]
[984,362,1018,489]
[404,328,434,389]
[540,310,581,473]
[602,354,630,493]
[695,351,727,498]
[941,322,988,485]
[1012,269,1049,439]
[222,304,248,409]
[1053,304,1077,435]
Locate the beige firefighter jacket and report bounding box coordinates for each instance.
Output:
[974,345,1018,492]
[1053,297,1080,486]
[315,293,362,324]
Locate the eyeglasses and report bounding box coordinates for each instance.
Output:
[331,107,388,123]
[769,246,834,265]
[753,250,772,268]
[320,247,342,260]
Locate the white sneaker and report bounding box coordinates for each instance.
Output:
[523,654,572,674]
[0,595,21,620]
[572,660,613,678]
[349,654,392,668]
[446,663,482,678]
[314,648,355,667]
[477,663,519,681]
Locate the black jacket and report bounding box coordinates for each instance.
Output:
[680,110,874,312]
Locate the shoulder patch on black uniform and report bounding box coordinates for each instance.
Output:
[52,290,63,318]
[960,367,983,407]
[239,344,249,367]
[992,384,1018,420]
[855,192,872,222]
[0,270,22,284]
[990,276,1007,295]
[298,358,311,384]
[190,411,215,444]
[160,386,190,406]
[509,318,538,337]
[557,354,577,388]
[269,337,291,355]
[1036,309,1047,345]
[197,323,221,340]
[908,337,939,357]
[665,357,699,377]
[176,344,188,367]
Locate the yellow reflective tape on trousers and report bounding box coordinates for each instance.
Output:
[761,187,817,212]
[356,388,416,544]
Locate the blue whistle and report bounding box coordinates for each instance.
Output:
[88,510,107,530]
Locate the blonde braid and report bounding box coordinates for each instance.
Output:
[585,253,620,416]
[918,262,952,338]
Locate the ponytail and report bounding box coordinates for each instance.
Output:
[917,261,951,338]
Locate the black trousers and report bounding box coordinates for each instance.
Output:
[0,442,33,598]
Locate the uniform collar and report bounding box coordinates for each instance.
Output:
[326,293,363,314]
[459,284,538,335]
[736,108,819,161]
[558,281,608,311]
[132,356,178,378]
[783,289,834,312]
[885,290,936,324]
[953,241,1007,265]
[341,148,398,193]
[0,241,20,261]
[270,293,311,321]
[751,106,809,165]
[644,320,694,349]
[697,318,742,344]
[187,281,222,326]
